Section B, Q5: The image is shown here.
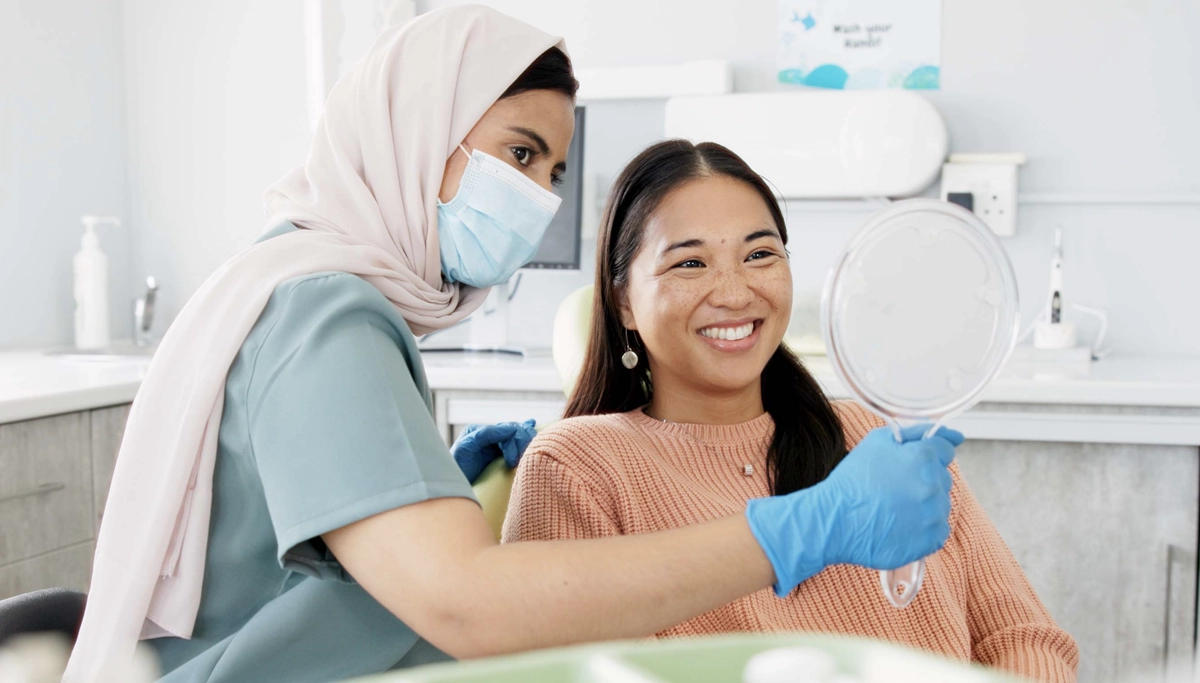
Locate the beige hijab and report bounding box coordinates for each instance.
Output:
[64,6,564,680]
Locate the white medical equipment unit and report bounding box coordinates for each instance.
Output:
[665,91,947,199]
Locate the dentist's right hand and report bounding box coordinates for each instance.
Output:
[745,424,964,596]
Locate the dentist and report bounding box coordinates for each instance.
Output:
[66,6,961,682]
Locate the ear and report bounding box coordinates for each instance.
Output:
[615,285,637,331]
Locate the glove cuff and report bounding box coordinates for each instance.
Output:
[745,493,828,598]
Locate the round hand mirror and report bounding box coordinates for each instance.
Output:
[821,198,1020,608]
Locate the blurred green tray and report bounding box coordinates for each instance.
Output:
[351,632,1017,683]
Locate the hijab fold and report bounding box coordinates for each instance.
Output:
[64,7,563,679]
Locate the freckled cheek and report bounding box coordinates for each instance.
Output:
[634,279,708,350]
[755,267,793,314]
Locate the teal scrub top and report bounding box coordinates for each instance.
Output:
[151,222,477,682]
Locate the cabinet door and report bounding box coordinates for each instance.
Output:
[432,390,566,444]
[956,440,1198,683]
[0,542,93,597]
[0,412,94,574]
[90,404,131,534]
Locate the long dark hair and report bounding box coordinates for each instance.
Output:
[501,47,579,100]
[565,140,848,496]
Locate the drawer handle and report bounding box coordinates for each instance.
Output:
[1162,543,1197,676]
[0,482,67,503]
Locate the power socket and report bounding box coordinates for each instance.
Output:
[939,153,1026,237]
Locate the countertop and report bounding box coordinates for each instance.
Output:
[4,347,1200,426]
[422,351,1200,408]
[0,351,150,424]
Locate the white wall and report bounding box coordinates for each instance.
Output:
[0,0,133,350]
[114,0,1199,357]
[120,0,313,328]
[425,0,1200,357]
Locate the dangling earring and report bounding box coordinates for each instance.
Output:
[621,329,639,370]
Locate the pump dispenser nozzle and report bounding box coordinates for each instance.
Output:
[81,215,120,235]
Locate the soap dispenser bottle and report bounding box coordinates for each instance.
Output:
[74,215,119,350]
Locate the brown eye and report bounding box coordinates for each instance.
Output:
[511,147,533,166]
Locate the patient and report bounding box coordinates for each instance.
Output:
[503,140,1078,682]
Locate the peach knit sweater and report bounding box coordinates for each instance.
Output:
[503,401,1078,683]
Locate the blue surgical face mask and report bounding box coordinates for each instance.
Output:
[436,144,562,287]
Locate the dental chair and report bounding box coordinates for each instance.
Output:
[0,588,87,647]
[472,285,594,540]
[548,285,594,398]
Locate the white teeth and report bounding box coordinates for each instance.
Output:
[700,322,754,341]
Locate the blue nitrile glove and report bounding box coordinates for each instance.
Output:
[451,419,538,484]
[746,424,964,596]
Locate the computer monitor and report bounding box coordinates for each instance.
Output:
[524,105,585,271]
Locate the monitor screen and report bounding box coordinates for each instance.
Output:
[526,106,585,271]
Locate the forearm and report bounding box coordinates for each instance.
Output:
[326,498,773,659]
[453,514,773,657]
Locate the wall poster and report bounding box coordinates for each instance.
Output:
[778,0,942,90]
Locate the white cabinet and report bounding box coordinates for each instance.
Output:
[432,389,566,443]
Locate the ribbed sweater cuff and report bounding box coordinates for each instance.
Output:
[974,627,1080,683]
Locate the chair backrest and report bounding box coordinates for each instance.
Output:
[0,588,87,646]
[551,284,594,396]
[473,458,516,541]
[473,285,595,541]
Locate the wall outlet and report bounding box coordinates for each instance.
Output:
[939,153,1026,237]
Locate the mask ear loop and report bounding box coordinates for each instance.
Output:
[457,143,472,160]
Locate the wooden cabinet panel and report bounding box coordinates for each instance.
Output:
[90,404,131,534]
[0,413,93,566]
[0,541,93,600]
[956,440,1199,683]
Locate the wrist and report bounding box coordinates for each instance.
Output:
[745,489,829,597]
[806,479,845,566]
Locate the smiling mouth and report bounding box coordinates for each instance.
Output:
[698,320,760,342]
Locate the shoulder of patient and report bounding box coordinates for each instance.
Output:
[524,412,643,470]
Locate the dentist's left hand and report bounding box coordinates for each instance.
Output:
[451,419,537,484]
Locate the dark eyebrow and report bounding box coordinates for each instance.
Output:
[508,126,550,155]
[508,126,567,174]
[745,228,781,243]
[664,238,704,253]
[662,228,780,256]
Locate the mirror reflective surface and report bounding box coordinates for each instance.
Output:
[822,198,1020,608]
